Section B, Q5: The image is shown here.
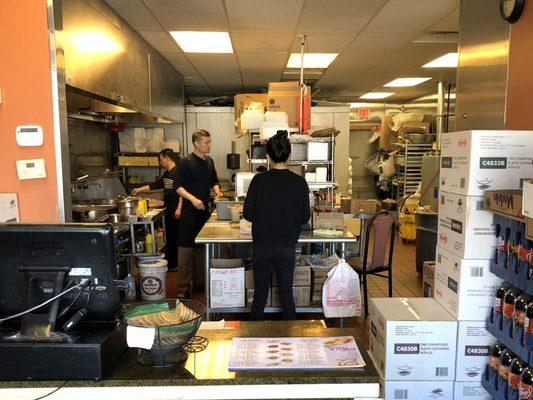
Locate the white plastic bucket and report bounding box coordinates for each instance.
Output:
[138,258,168,300]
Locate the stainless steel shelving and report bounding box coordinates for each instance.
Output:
[394,142,433,199]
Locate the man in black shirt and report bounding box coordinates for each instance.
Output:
[243,131,310,320]
[174,129,222,298]
[133,148,181,270]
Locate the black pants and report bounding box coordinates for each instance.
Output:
[251,244,296,320]
[164,205,179,270]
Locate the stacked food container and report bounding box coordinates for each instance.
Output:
[435,130,533,399]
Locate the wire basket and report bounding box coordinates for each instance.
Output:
[120,299,206,367]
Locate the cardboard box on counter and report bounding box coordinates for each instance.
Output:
[484,189,524,220]
[422,261,435,298]
[437,191,496,259]
[209,259,245,308]
[272,265,311,287]
[312,211,344,230]
[455,321,496,382]
[271,286,311,307]
[369,297,457,381]
[433,246,502,321]
[381,379,454,400]
[341,198,380,214]
[454,381,492,400]
[267,81,310,129]
[246,288,271,307]
[234,93,268,133]
[0,194,19,223]
[440,130,533,197]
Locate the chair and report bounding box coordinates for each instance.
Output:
[347,211,396,316]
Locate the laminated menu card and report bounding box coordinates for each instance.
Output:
[228,336,365,371]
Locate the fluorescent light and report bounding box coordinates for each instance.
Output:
[71,32,124,53]
[384,77,431,87]
[359,92,395,99]
[169,31,233,53]
[286,53,338,68]
[423,52,458,68]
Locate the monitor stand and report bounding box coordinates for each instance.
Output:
[3,266,72,343]
[0,266,127,380]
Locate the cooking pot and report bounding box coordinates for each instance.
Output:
[118,197,140,217]
[72,204,117,222]
[404,133,434,144]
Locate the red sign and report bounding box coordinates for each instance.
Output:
[357,108,369,119]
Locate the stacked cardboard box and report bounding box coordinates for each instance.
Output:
[271,265,311,307]
[435,130,533,398]
[311,264,334,303]
[370,298,457,399]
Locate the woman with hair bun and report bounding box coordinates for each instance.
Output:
[243,130,310,320]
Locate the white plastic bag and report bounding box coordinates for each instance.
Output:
[322,259,361,318]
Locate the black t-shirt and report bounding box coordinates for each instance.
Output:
[148,165,179,206]
[174,153,219,207]
[243,169,310,246]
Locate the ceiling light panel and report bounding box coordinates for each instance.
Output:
[422,52,458,68]
[169,31,233,53]
[286,53,338,68]
[359,92,395,99]
[384,77,431,87]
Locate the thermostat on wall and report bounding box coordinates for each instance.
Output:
[16,125,44,147]
[16,158,47,180]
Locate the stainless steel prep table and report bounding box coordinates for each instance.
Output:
[195,218,359,320]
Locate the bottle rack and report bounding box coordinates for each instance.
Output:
[482,364,519,400]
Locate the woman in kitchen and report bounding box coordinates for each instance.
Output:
[132,148,182,270]
[243,131,310,320]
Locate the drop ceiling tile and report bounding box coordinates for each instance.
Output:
[184,76,205,85]
[334,52,389,68]
[186,85,214,96]
[144,0,227,31]
[242,68,283,87]
[225,0,303,31]
[232,31,293,53]
[290,32,357,53]
[365,0,459,33]
[159,51,190,66]
[187,53,239,68]
[139,31,180,53]
[237,53,287,70]
[343,32,417,56]
[431,7,460,32]
[104,0,161,30]
[299,0,387,32]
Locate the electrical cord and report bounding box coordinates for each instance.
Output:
[32,381,68,400]
[56,284,86,320]
[0,280,89,324]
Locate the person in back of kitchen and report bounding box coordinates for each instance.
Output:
[174,129,223,298]
[243,131,310,320]
[132,148,182,270]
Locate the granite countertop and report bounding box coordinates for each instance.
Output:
[1,321,379,389]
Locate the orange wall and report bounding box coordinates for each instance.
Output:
[505,1,533,129]
[0,0,59,222]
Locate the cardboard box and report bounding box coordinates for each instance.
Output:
[245,269,254,289]
[369,297,457,381]
[341,198,380,214]
[312,266,334,286]
[271,286,311,307]
[234,93,268,133]
[381,379,454,400]
[422,261,435,298]
[267,81,310,129]
[273,265,311,287]
[523,180,533,218]
[313,211,344,230]
[0,194,19,223]
[484,189,524,220]
[455,321,496,382]
[440,130,533,197]
[311,285,323,303]
[209,259,245,308]
[344,217,361,237]
[437,191,496,259]
[433,246,502,321]
[454,381,492,399]
[246,288,271,307]
[527,219,533,242]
